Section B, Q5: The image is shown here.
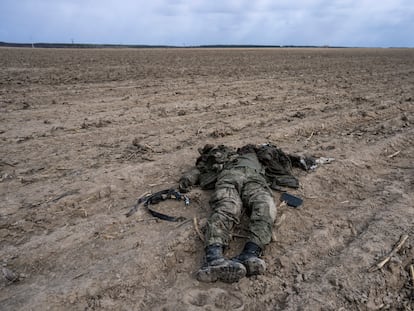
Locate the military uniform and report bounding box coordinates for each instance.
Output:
[179,143,314,282]
[206,152,276,249]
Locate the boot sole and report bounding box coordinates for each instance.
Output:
[196,262,247,283]
[244,257,266,276]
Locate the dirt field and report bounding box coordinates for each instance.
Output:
[0,47,413,310]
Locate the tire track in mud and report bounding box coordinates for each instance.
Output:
[216,108,413,310]
[138,109,413,311]
[283,198,414,310]
[234,154,413,309]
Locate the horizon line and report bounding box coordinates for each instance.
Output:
[1,41,412,49]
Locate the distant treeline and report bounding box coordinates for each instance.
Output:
[0,42,170,48]
[0,42,345,49]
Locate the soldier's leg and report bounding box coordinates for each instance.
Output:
[235,180,276,276]
[243,181,276,248]
[205,173,244,247]
[197,171,246,283]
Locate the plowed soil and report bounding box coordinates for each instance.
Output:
[0,47,413,311]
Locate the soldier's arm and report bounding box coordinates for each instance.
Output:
[288,154,317,171]
[178,167,200,193]
[289,154,335,171]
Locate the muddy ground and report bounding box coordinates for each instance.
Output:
[0,47,413,310]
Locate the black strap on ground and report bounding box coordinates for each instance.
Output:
[126,188,189,222]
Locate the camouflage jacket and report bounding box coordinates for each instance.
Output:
[178,144,314,192]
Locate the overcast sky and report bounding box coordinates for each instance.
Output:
[0,0,413,47]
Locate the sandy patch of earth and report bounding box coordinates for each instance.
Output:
[0,47,413,310]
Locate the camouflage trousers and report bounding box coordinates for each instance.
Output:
[205,167,277,249]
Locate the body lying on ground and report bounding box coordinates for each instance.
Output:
[179,143,319,283]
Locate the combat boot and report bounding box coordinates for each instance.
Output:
[232,241,266,276]
[196,243,246,283]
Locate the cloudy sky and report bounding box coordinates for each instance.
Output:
[0,0,413,47]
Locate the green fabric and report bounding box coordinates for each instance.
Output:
[196,145,237,189]
[179,167,200,193]
[230,153,264,172]
[256,144,299,188]
[178,144,312,251]
[179,143,304,191]
[206,158,276,249]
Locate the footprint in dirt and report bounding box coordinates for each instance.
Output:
[182,287,244,311]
